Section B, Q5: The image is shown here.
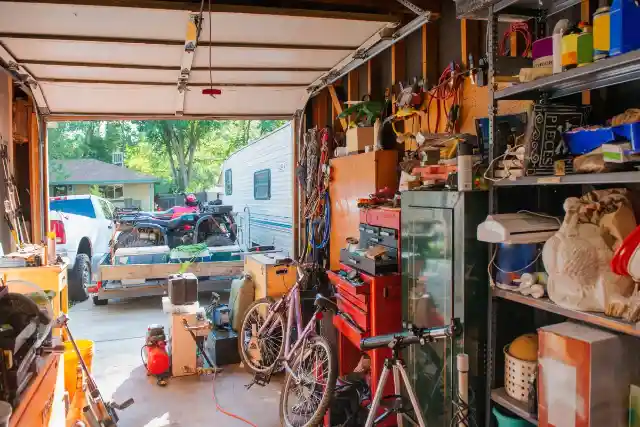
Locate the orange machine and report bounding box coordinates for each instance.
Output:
[329,150,398,271]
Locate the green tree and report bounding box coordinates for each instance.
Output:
[48,119,287,193]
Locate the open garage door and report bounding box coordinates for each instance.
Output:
[0,1,418,119]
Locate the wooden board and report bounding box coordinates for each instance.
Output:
[99,260,244,281]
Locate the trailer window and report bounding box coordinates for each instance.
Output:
[225,169,232,195]
[254,169,271,200]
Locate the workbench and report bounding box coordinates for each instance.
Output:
[9,351,66,427]
[0,263,69,336]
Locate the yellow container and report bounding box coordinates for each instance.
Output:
[63,340,94,400]
[593,6,611,59]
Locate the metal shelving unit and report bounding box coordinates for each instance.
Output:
[478,0,640,425]
[496,49,640,100]
[493,288,640,337]
[493,170,640,186]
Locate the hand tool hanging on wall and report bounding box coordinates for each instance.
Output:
[0,143,29,247]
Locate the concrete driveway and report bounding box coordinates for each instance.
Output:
[69,296,283,427]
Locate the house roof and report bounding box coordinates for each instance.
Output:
[50,159,158,185]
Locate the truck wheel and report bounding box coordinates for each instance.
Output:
[69,254,91,302]
[92,295,108,306]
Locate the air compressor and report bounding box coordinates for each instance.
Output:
[143,324,171,386]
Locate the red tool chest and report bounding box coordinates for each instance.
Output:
[329,264,402,398]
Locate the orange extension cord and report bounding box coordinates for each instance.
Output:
[211,369,258,427]
[425,64,464,133]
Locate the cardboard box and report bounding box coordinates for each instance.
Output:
[538,322,640,427]
[346,126,376,153]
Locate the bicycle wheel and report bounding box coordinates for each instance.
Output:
[238,297,285,375]
[279,335,337,427]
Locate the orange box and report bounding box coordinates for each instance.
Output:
[538,322,640,427]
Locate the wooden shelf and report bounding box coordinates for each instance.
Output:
[491,388,538,425]
[493,288,640,337]
[495,50,640,101]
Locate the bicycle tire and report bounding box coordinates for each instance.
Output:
[238,297,285,375]
[279,335,337,427]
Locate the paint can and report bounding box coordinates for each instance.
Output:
[532,36,553,68]
[577,23,594,66]
[593,6,611,59]
[562,29,580,71]
[457,141,473,192]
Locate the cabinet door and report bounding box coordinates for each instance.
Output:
[402,205,454,426]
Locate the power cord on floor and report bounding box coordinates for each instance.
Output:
[211,368,258,427]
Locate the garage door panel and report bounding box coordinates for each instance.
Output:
[27,64,177,83]
[192,46,348,69]
[4,38,348,69]
[183,86,308,116]
[189,70,322,85]
[40,82,175,114]
[0,2,389,47]
[2,38,184,67]
[26,64,322,85]
[0,3,189,41]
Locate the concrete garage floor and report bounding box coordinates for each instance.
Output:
[69,295,283,427]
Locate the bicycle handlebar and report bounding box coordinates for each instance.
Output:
[359,319,461,351]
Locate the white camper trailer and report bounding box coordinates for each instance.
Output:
[221,123,293,255]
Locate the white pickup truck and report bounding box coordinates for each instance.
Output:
[49,195,115,303]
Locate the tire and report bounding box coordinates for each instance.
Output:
[203,235,234,247]
[92,295,108,306]
[279,335,337,427]
[69,254,91,302]
[238,297,285,375]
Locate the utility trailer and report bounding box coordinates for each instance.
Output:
[90,246,276,305]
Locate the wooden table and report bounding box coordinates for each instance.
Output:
[0,263,69,336]
[9,352,65,427]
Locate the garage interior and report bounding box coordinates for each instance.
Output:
[3,0,640,426]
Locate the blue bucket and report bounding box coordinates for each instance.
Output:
[496,243,537,286]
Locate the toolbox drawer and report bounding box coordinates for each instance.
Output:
[340,249,397,276]
[327,270,369,312]
[335,293,369,332]
[333,312,368,350]
[362,227,398,249]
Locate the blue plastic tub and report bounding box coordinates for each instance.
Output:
[496,243,537,286]
[563,127,615,154]
[612,122,640,151]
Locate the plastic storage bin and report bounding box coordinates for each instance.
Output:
[114,246,170,265]
[612,122,640,151]
[563,127,615,154]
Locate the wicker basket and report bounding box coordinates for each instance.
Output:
[504,345,537,402]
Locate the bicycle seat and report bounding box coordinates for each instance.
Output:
[314,294,338,313]
[279,258,294,266]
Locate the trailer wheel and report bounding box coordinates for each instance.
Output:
[92,295,108,306]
